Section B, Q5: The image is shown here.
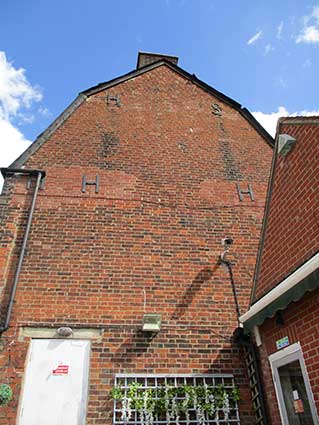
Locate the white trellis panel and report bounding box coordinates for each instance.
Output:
[113,374,240,425]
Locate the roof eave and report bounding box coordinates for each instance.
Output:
[81,59,242,109]
[241,252,319,332]
[10,94,86,169]
[82,59,274,146]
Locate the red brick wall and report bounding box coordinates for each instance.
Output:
[255,120,319,300]
[0,64,272,424]
[257,289,319,425]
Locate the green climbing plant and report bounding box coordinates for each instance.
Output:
[111,382,240,425]
[0,384,13,406]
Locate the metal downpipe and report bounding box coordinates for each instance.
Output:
[220,258,241,325]
[219,258,269,423]
[0,171,43,333]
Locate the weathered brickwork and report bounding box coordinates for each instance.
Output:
[254,119,319,300]
[0,64,272,424]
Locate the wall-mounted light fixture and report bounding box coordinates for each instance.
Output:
[142,314,162,332]
[220,237,233,262]
[57,327,73,337]
[278,134,296,156]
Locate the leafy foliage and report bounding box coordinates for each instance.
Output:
[111,382,240,424]
[0,384,13,406]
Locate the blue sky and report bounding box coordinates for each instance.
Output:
[1,0,319,186]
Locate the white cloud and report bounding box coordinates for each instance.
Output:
[312,5,319,23]
[277,21,284,39]
[252,106,319,137]
[0,118,32,165]
[247,30,263,45]
[296,25,319,44]
[296,6,319,44]
[252,107,289,137]
[0,118,32,190]
[0,51,42,191]
[274,75,288,89]
[264,43,274,55]
[38,106,51,118]
[0,52,42,120]
[302,58,312,68]
[304,5,319,25]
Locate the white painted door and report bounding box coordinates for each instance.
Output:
[18,339,90,425]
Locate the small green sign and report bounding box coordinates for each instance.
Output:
[276,336,289,350]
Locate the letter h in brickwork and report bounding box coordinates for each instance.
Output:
[82,175,99,193]
[106,94,121,107]
[236,183,254,202]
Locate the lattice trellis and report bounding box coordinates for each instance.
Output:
[244,345,268,425]
[113,374,240,425]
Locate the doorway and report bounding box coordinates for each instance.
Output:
[18,339,90,425]
[269,343,318,425]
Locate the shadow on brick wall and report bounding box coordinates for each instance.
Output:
[171,265,218,320]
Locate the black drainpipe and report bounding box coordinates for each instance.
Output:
[219,258,241,325]
[0,168,45,334]
[219,256,269,424]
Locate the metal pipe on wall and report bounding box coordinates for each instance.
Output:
[218,254,269,424]
[0,169,45,334]
[220,258,241,325]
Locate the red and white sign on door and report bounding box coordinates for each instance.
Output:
[52,363,69,375]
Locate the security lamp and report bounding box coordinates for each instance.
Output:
[278,134,296,156]
[57,327,73,337]
[142,314,162,332]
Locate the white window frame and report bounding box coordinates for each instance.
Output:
[269,342,319,425]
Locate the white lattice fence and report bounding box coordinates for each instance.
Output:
[113,374,240,425]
